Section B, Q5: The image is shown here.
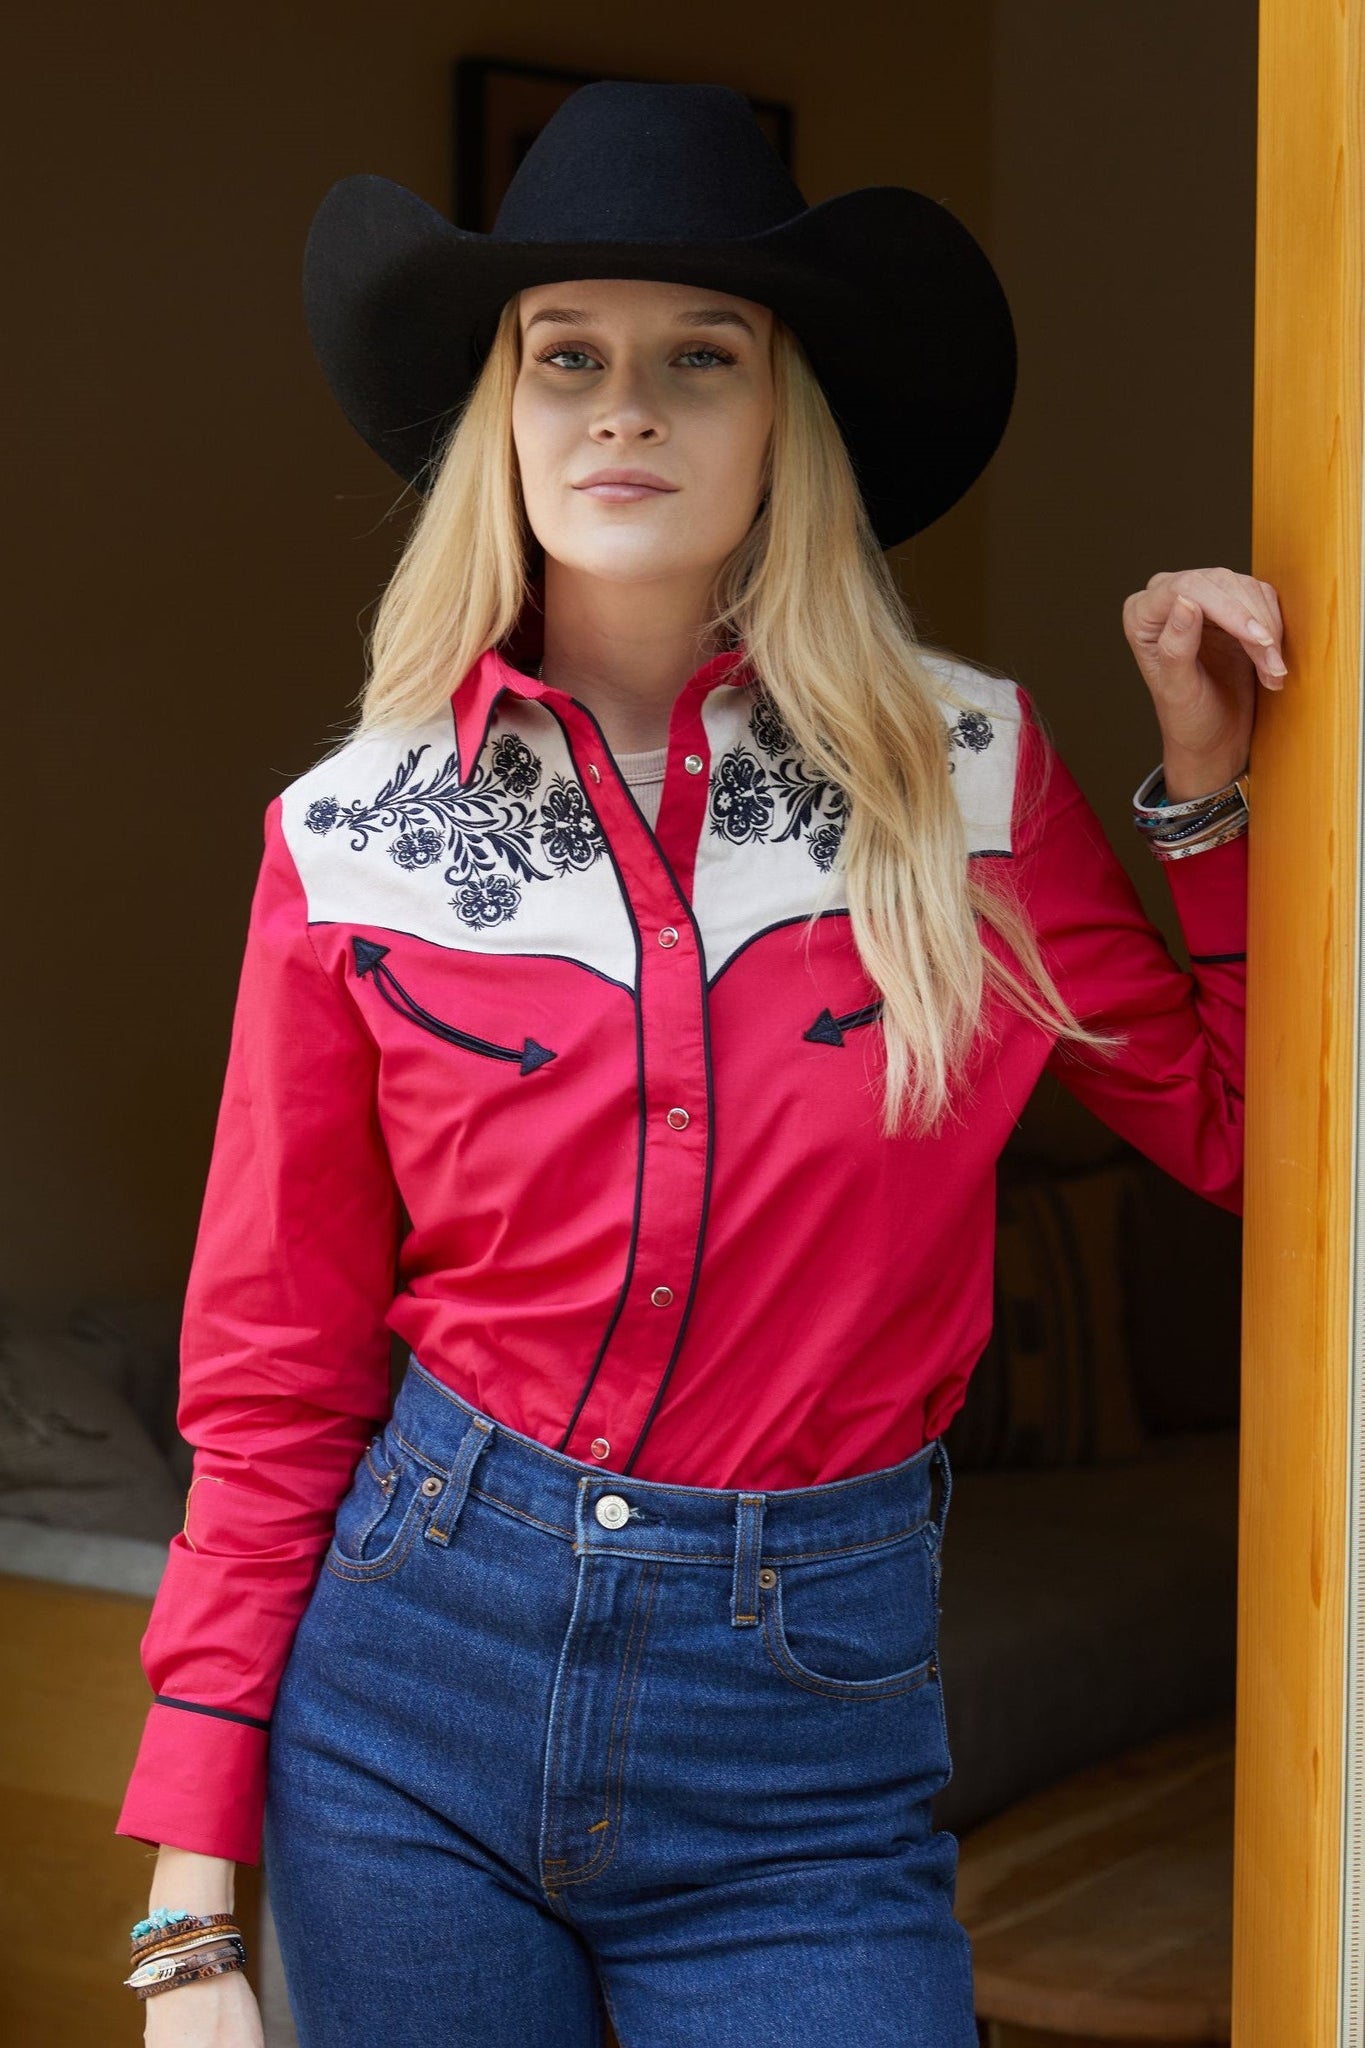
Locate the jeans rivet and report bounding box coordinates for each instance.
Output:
[420,1475,444,1497]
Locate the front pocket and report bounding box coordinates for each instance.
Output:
[761,1522,940,1701]
[351,937,557,1075]
[802,998,885,1046]
[326,1424,444,1582]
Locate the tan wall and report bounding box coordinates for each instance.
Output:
[6,1,1254,1308]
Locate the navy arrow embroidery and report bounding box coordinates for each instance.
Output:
[803,999,885,1046]
[351,938,557,1075]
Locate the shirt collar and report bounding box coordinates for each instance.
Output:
[450,582,756,786]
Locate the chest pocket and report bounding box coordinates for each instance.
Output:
[802,998,884,1046]
[351,936,557,1075]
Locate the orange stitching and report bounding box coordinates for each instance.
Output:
[180,1473,224,1553]
[553,1560,660,1885]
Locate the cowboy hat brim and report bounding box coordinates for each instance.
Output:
[302,172,1017,550]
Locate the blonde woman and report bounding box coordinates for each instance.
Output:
[116,82,1275,2048]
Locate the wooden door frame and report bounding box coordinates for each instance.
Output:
[1237,3,1363,2040]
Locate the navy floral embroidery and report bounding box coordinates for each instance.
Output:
[541,781,604,872]
[709,692,849,872]
[304,795,342,834]
[711,751,775,843]
[945,708,995,772]
[451,874,522,929]
[303,728,605,929]
[391,825,443,870]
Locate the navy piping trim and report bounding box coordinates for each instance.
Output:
[153,1695,271,1732]
[803,998,885,1045]
[706,907,854,989]
[350,938,556,1073]
[541,702,649,1451]
[1189,949,1247,964]
[590,716,717,1475]
[306,920,636,997]
[542,697,716,1473]
[456,679,509,785]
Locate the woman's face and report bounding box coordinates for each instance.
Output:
[511,277,775,587]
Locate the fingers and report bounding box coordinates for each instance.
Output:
[1136,567,1287,689]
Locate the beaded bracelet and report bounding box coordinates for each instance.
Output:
[126,1907,247,1999]
[1131,762,1250,862]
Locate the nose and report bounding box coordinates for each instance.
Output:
[588,354,667,445]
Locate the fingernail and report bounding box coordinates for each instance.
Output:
[1247,618,1273,643]
[1266,653,1288,675]
[1176,595,1199,620]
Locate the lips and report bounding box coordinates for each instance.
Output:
[573,469,679,498]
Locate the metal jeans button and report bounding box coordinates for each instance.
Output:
[594,1494,631,1529]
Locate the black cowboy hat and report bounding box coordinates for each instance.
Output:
[302,79,1017,550]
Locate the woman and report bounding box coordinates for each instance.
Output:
[116,81,1278,2047]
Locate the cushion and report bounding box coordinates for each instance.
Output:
[67,1295,193,1486]
[0,1325,184,1542]
[944,1160,1148,1470]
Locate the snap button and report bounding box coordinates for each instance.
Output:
[420,1475,444,1497]
[587,763,602,783]
[650,1285,674,1307]
[758,1567,777,1589]
[594,1494,630,1529]
[589,1437,611,1459]
[684,753,705,774]
[658,926,679,947]
[666,1107,690,1130]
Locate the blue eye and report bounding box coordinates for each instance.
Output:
[535,345,736,371]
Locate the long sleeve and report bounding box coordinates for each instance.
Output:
[115,796,402,1864]
[1008,684,1246,1214]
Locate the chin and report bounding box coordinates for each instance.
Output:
[554,542,708,585]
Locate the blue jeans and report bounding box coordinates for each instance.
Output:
[263,1354,976,2046]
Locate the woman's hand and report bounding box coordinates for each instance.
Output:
[143,1964,264,2046]
[1122,566,1286,801]
[140,1846,263,2045]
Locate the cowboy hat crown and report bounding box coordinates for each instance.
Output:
[302,79,1017,547]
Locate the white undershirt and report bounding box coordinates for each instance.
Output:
[613,744,669,829]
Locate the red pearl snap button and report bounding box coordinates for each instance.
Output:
[666,1107,690,1130]
[658,927,679,947]
[650,1285,675,1308]
[684,753,705,774]
[590,1437,611,1459]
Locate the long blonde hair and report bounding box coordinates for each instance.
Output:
[344,296,1125,1138]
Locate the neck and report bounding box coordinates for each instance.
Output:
[538,558,720,753]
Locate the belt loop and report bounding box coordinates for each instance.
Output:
[425,1415,495,1546]
[731,1494,766,1628]
[930,1437,953,1547]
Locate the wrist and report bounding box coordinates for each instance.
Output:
[149,1844,235,1915]
[1161,753,1246,804]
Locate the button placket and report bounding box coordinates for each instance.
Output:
[549,699,713,1470]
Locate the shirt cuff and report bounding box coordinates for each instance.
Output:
[115,1698,270,1866]
[1157,827,1248,960]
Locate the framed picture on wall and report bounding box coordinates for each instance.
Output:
[452,56,794,231]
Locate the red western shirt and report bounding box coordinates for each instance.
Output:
[115,615,1246,1863]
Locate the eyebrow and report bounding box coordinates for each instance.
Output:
[523,305,758,340]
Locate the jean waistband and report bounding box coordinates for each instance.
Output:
[391,1352,952,1602]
